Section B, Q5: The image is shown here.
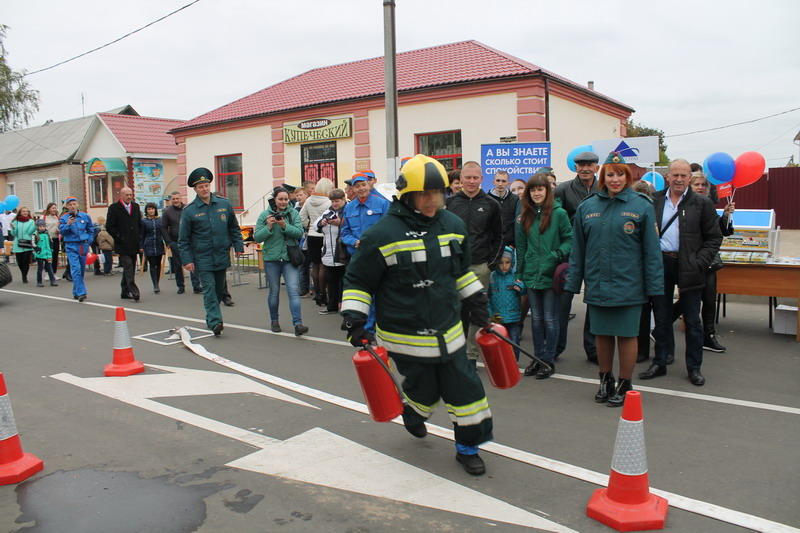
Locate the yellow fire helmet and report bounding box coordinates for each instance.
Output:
[395,154,449,198]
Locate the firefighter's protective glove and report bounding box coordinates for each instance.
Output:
[463,291,490,328]
[342,317,370,348]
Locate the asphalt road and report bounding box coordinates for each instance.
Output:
[0,267,798,533]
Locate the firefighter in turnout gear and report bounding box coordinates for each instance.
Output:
[341,154,493,475]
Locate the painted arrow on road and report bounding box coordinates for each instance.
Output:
[52,366,576,532]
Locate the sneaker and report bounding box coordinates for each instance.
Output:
[703,334,726,353]
[177,287,185,294]
[222,296,234,306]
[212,323,224,336]
[36,282,44,287]
[271,322,281,333]
[193,288,203,294]
[78,294,87,303]
[294,324,309,336]
[50,282,58,287]
[318,309,338,315]
[455,453,486,476]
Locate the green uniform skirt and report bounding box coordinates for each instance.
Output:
[588,304,642,338]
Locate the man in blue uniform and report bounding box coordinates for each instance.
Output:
[178,168,244,336]
[58,196,93,302]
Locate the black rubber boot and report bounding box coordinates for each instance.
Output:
[607,378,633,408]
[594,372,615,403]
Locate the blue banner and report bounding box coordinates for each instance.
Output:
[480,143,551,190]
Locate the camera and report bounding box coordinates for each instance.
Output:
[273,212,283,221]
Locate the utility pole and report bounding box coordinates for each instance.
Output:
[383,0,398,186]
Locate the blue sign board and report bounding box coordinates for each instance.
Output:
[480,143,551,190]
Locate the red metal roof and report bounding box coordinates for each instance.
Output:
[174,40,632,132]
[99,113,185,154]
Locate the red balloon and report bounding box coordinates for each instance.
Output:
[85,252,97,265]
[732,151,766,188]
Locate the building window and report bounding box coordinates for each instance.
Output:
[302,142,337,186]
[47,179,59,205]
[89,175,109,206]
[6,183,15,197]
[216,154,243,209]
[33,180,44,213]
[416,130,462,172]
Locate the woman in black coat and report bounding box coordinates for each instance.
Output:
[140,202,165,293]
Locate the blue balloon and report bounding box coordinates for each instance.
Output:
[0,201,5,212]
[566,144,593,173]
[704,152,735,185]
[641,171,665,191]
[4,195,19,211]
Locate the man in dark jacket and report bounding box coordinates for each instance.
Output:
[445,161,503,367]
[106,187,142,301]
[553,151,600,363]
[342,155,492,476]
[162,191,201,295]
[639,159,722,386]
[486,170,518,249]
[179,168,244,336]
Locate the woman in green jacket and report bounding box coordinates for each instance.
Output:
[515,174,572,379]
[11,206,36,284]
[254,187,308,336]
[565,152,663,407]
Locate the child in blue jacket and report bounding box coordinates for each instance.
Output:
[488,247,526,360]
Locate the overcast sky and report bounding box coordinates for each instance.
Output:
[4,0,799,168]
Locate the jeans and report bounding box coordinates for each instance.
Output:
[101,250,113,274]
[652,256,704,371]
[556,290,597,359]
[36,259,56,284]
[265,260,302,326]
[459,263,491,360]
[503,322,522,361]
[529,288,559,363]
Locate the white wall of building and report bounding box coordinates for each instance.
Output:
[185,125,272,224]
[367,92,518,181]
[549,95,622,181]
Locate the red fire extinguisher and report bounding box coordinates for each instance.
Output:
[352,344,405,423]
[475,324,521,389]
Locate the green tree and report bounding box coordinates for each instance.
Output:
[0,25,39,133]
[625,120,669,165]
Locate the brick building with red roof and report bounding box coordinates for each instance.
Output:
[170,40,634,222]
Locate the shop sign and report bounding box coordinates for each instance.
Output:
[481,142,551,189]
[89,159,108,173]
[284,118,352,144]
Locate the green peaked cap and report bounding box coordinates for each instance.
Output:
[603,151,627,165]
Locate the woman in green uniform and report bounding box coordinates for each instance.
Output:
[565,152,663,406]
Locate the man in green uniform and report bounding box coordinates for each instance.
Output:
[178,167,244,336]
[341,155,493,475]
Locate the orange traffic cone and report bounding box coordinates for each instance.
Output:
[587,390,668,531]
[104,307,144,377]
[0,373,44,485]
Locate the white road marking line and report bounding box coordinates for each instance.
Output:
[5,288,797,416]
[184,337,800,533]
